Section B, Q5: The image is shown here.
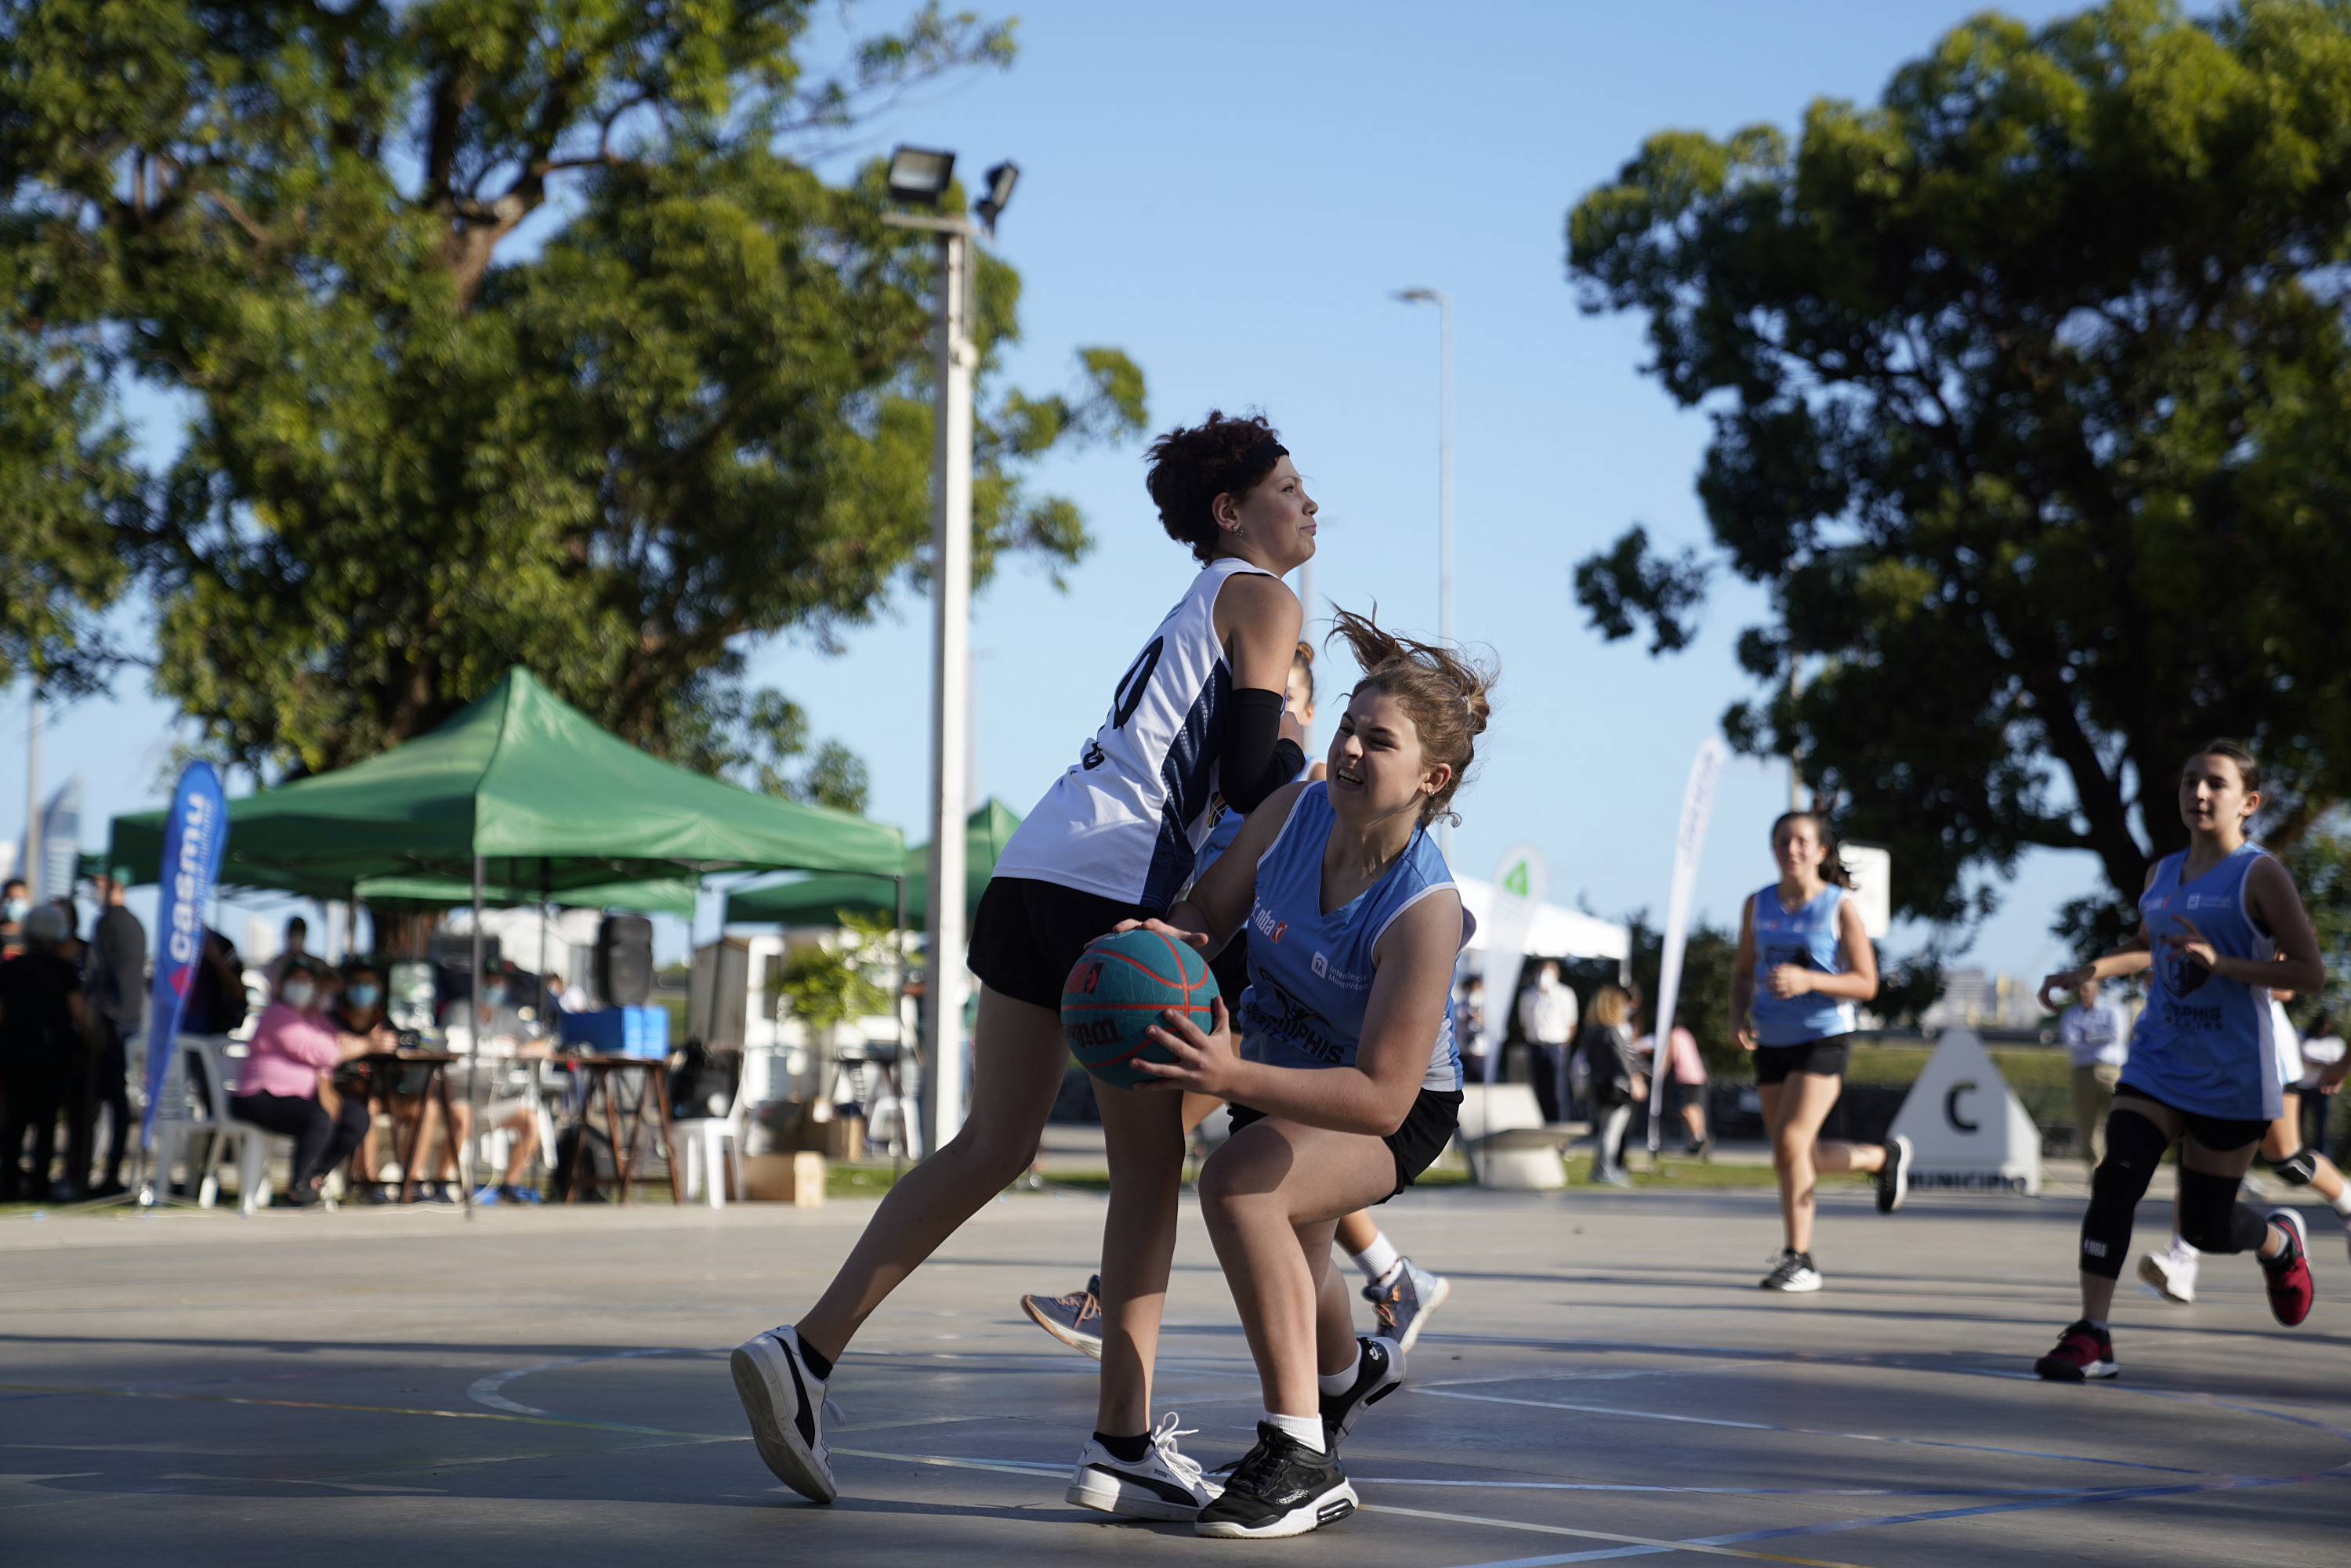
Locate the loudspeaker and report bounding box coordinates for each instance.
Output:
[596,914,654,1007]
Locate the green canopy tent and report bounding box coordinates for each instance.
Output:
[108,666,906,894]
[723,798,1021,928]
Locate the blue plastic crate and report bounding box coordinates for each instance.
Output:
[559,1005,671,1059]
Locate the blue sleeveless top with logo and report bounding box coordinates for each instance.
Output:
[1233,783,1466,1092]
[2125,844,2288,1122]
[1748,882,1858,1046]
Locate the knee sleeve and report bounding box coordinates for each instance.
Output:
[2177,1167,2268,1255]
[2079,1109,2170,1279]
[2266,1146,2319,1186]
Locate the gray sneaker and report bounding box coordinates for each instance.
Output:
[1361,1258,1451,1353]
[1021,1274,1104,1360]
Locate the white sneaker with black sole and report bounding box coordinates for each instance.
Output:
[1320,1334,1404,1447]
[1876,1134,1914,1214]
[1194,1422,1357,1539]
[1066,1411,1218,1520]
[731,1324,841,1502]
[1363,1258,1451,1353]
[1759,1249,1822,1292]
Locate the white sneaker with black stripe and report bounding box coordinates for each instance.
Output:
[731,1324,840,1502]
[1876,1135,1914,1214]
[1066,1411,1219,1520]
[1759,1249,1822,1292]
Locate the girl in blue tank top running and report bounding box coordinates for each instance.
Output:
[1730,812,1901,1295]
[2029,741,2326,1383]
[1115,609,1488,1540]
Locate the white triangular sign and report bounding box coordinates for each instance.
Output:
[1885,1028,2041,1196]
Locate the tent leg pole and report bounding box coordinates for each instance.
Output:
[895,874,909,1170]
[465,855,483,1220]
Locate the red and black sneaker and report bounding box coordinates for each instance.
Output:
[2259,1208,2315,1327]
[2033,1319,2118,1382]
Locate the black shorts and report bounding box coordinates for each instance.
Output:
[2112,1082,2269,1153]
[1753,1034,1853,1085]
[966,876,1157,1012]
[1226,1087,1465,1201]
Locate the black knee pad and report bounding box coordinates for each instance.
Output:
[2078,1109,2170,1279]
[2266,1146,2320,1186]
[2177,1167,2267,1255]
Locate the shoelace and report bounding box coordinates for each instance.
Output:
[822,1396,846,1429]
[1147,1410,1206,1490]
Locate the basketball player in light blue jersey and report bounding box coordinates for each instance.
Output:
[2032,741,2324,1381]
[1730,810,1910,1294]
[731,413,1315,1513]
[1020,643,1454,1363]
[1123,609,1488,1539]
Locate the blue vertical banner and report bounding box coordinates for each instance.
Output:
[140,762,229,1150]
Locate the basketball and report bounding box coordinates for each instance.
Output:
[1060,926,1220,1088]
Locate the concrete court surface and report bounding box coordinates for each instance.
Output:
[2,1184,2347,1567]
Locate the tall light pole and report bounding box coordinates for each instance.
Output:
[23,674,40,905]
[1396,286,1454,854]
[886,148,1016,1156]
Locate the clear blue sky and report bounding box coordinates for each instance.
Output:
[5,0,2087,983]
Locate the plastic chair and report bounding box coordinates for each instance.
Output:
[676,1078,747,1209]
[183,1035,285,1213]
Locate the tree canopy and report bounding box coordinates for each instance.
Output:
[1568,0,2351,946]
[0,1,1145,810]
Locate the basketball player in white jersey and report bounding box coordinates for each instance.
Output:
[731,412,1315,1514]
[2032,741,2324,1380]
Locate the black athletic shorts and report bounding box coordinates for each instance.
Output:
[1752,1034,1853,1085]
[1226,1087,1465,1202]
[2112,1081,2269,1153]
[966,876,1157,1012]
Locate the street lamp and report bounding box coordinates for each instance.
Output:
[1396,286,1454,855]
[883,144,1014,1155]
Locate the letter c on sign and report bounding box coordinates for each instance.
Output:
[1944,1081,1980,1133]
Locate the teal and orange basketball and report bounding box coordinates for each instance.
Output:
[1061,927,1220,1088]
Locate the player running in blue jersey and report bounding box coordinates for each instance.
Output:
[2033,741,2325,1381]
[730,413,1315,1513]
[1730,811,1907,1294]
[1118,609,1489,1539]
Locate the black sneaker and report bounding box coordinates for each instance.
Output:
[1320,1334,1404,1448]
[1876,1135,1914,1214]
[1759,1249,1822,1292]
[1194,1422,1357,1539]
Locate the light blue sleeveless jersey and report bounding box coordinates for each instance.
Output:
[1748,882,1859,1046]
[1190,762,1309,886]
[2125,844,2288,1121]
[1233,783,1466,1092]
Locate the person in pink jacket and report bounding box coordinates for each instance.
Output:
[229,958,389,1206]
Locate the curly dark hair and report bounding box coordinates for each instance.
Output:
[1144,411,1285,565]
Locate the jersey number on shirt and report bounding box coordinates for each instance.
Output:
[1112,638,1165,730]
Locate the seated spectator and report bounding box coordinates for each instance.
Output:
[0,905,85,1200]
[229,959,390,1206]
[180,928,250,1036]
[422,969,555,1204]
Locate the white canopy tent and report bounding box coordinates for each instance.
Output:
[1454,875,1628,968]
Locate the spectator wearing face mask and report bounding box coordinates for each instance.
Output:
[229,958,391,1205]
[2,878,30,960]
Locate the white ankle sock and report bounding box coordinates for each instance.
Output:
[1317,1348,1361,1397]
[2330,1186,2351,1217]
[1350,1233,1401,1284]
[1264,1410,1324,1452]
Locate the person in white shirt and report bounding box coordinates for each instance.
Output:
[1517,960,1578,1124]
[2060,976,2129,1178]
[2296,1008,2343,1157]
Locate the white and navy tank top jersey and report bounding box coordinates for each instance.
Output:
[994,556,1279,911]
[1748,882,1858,1046]
[2126,844,2288,1122]
[1233,783,1469,1093]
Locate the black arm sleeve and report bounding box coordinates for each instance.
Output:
[1222,687,1306,815]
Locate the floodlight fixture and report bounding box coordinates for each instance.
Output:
[975,161,1020,235]
[887,145,956,206]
